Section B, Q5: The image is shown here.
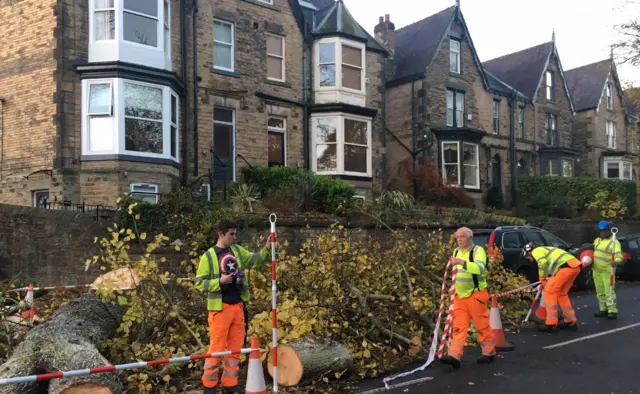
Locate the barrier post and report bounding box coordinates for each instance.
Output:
[610,227,618,305]
[269,213,278,392]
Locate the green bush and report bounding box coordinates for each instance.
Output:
[242,165,355,214]
[517,176,637,218]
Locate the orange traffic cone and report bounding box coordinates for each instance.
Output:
[245,336,267,394]
[490,295,514,352]
[535,292,547,321]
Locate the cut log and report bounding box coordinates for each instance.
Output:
[0,296,125,394]
[266,336,354,387]
[91,267,141,292]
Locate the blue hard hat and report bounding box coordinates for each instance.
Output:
[597,220,610,231]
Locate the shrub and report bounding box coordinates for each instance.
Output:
[242,165,356,214]
[585,190,628,219]
[388,158,474,207]
[517,176,637,218]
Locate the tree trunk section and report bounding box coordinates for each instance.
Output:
[266,336,354,387]
[0,296,125,394]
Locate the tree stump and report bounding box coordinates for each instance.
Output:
[0,296,125,394]
[266,336,354,387]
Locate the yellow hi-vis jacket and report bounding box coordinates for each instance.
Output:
[592,236,623,272]
[452,244,487,298]
[195,244,270,311]
[531,246,579,280]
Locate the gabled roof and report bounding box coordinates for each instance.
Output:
[294,0,386,54]
[565,59,613,112]
[482,42,553,99]
[390,6,456,83]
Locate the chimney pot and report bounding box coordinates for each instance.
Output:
[384,14,390,22]
[379,16,383,24]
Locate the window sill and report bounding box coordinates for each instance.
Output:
[211,68,241,78]
[81,154,180,169]
[240,0,280,11]
[264,79,291,88]
[448,71,464,79]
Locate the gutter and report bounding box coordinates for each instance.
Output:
[180,0,187,185]
[192,0,199,177]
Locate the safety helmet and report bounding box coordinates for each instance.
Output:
[522,242,535,258]
[597,220,610,231]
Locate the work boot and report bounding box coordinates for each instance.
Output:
[594,310,608,318]
[477,355,495,364]
[439,355,461,369]
[561,322,578,330]
[608,312,618,320]
[222,387,245,394]
[537,324,556,333]
[203,388,217,394]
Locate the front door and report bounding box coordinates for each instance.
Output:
[213,108,234,186]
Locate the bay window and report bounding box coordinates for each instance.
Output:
[89,0,171,70]
[82,78,179,162]
[441,141,479,189]
[311,114,372,177]
[314,38,366,106]
[604,159,634,180]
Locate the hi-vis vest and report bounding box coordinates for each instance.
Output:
[592,237,623,272]
[195,244,270,311]
[531,246,579,279]
[452,244,488,299]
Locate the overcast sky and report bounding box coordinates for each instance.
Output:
[343,0,640,86]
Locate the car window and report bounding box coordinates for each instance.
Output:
[538,230,568,248]
[521,229,545,244]
[502,232,524,248]
[473,233,490,248]
[628,239,640,250]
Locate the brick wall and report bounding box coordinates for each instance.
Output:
[0,203,107,283]
[0,0,59,202]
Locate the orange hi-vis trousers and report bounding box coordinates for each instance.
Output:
[448,289,496,360]
[202,303,245,389]
[541,262,581,326]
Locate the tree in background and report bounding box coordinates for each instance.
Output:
[612,1,640,67]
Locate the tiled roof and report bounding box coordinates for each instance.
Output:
[390,6,456,82]
[482,42,553,99]
[565,59,611,112]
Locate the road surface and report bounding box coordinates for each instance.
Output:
[353,282,640,394]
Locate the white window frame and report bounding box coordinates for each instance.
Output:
[548,159,559,176]
[492,100,500,135]
[87,81,113,116]
[267,117,287,167]
[130,183,159,204]
[546,113,557,146]
[446,89,465,127]
[606,120,617,149]
[604,159,634,180]
[32,190,50,208]
[88,0,170,70]
[606,83,613,110]
[562,158,573,177]
[255,0,274,4]
[213,108,237,182]
[314,37,366,95]
[213,19,235,72]
[200,184,211,201]
[517,107,524,139]
[81,77,179,162]
[440,141,480,189]
[310,113,372,177]
[266,33,286,82]
[449,38,461,74]
[545,71,554,101]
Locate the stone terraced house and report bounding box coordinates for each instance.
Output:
[0,0,637,209]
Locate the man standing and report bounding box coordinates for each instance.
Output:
[196,219,273,394]
[522,242,581,331]
[591,220,623,319]
[440,227,495,369]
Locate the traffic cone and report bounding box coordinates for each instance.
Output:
[490,295,515,352]
[535,292,547,321]
[245,336,267,394]
[24,284,36,322]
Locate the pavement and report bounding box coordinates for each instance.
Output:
[352,282,640,394]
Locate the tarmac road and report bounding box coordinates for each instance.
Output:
[353,282,640,394]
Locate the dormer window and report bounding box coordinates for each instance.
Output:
[89,0,171,70]
[314,37,366,106]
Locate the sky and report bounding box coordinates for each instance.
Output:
[342,0,640,86]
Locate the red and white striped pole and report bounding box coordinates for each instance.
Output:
[437,264,457,358]
[609,227,619,305]
[269,213,279,392]
[25,284,35,322]
[6,278,194,294]
[0,347,258,385]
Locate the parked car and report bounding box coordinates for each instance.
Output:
[615,233,640,279]
[470,226,593,291]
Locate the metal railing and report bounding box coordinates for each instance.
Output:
[35,199,116,222]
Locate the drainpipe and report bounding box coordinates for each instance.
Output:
[302,26,310,170]
[380,54,387,185]
[180,0,187,185]
[509,90,517,206]
[192,0,199,177]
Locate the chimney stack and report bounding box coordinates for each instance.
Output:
[374,14,395,58]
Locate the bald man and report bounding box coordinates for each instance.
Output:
[440,227,496,369]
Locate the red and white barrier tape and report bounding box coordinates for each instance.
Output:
[269,213,279,393]
[493,281,541,298]
[5,278,194,294]
[436,265,457,358]
[0,347,258,385]
[382,259,456,388]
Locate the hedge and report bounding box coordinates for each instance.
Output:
[517,176,637,218]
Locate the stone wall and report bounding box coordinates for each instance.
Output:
[540,219,640,247]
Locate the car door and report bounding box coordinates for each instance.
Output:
[625,237,640,277]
